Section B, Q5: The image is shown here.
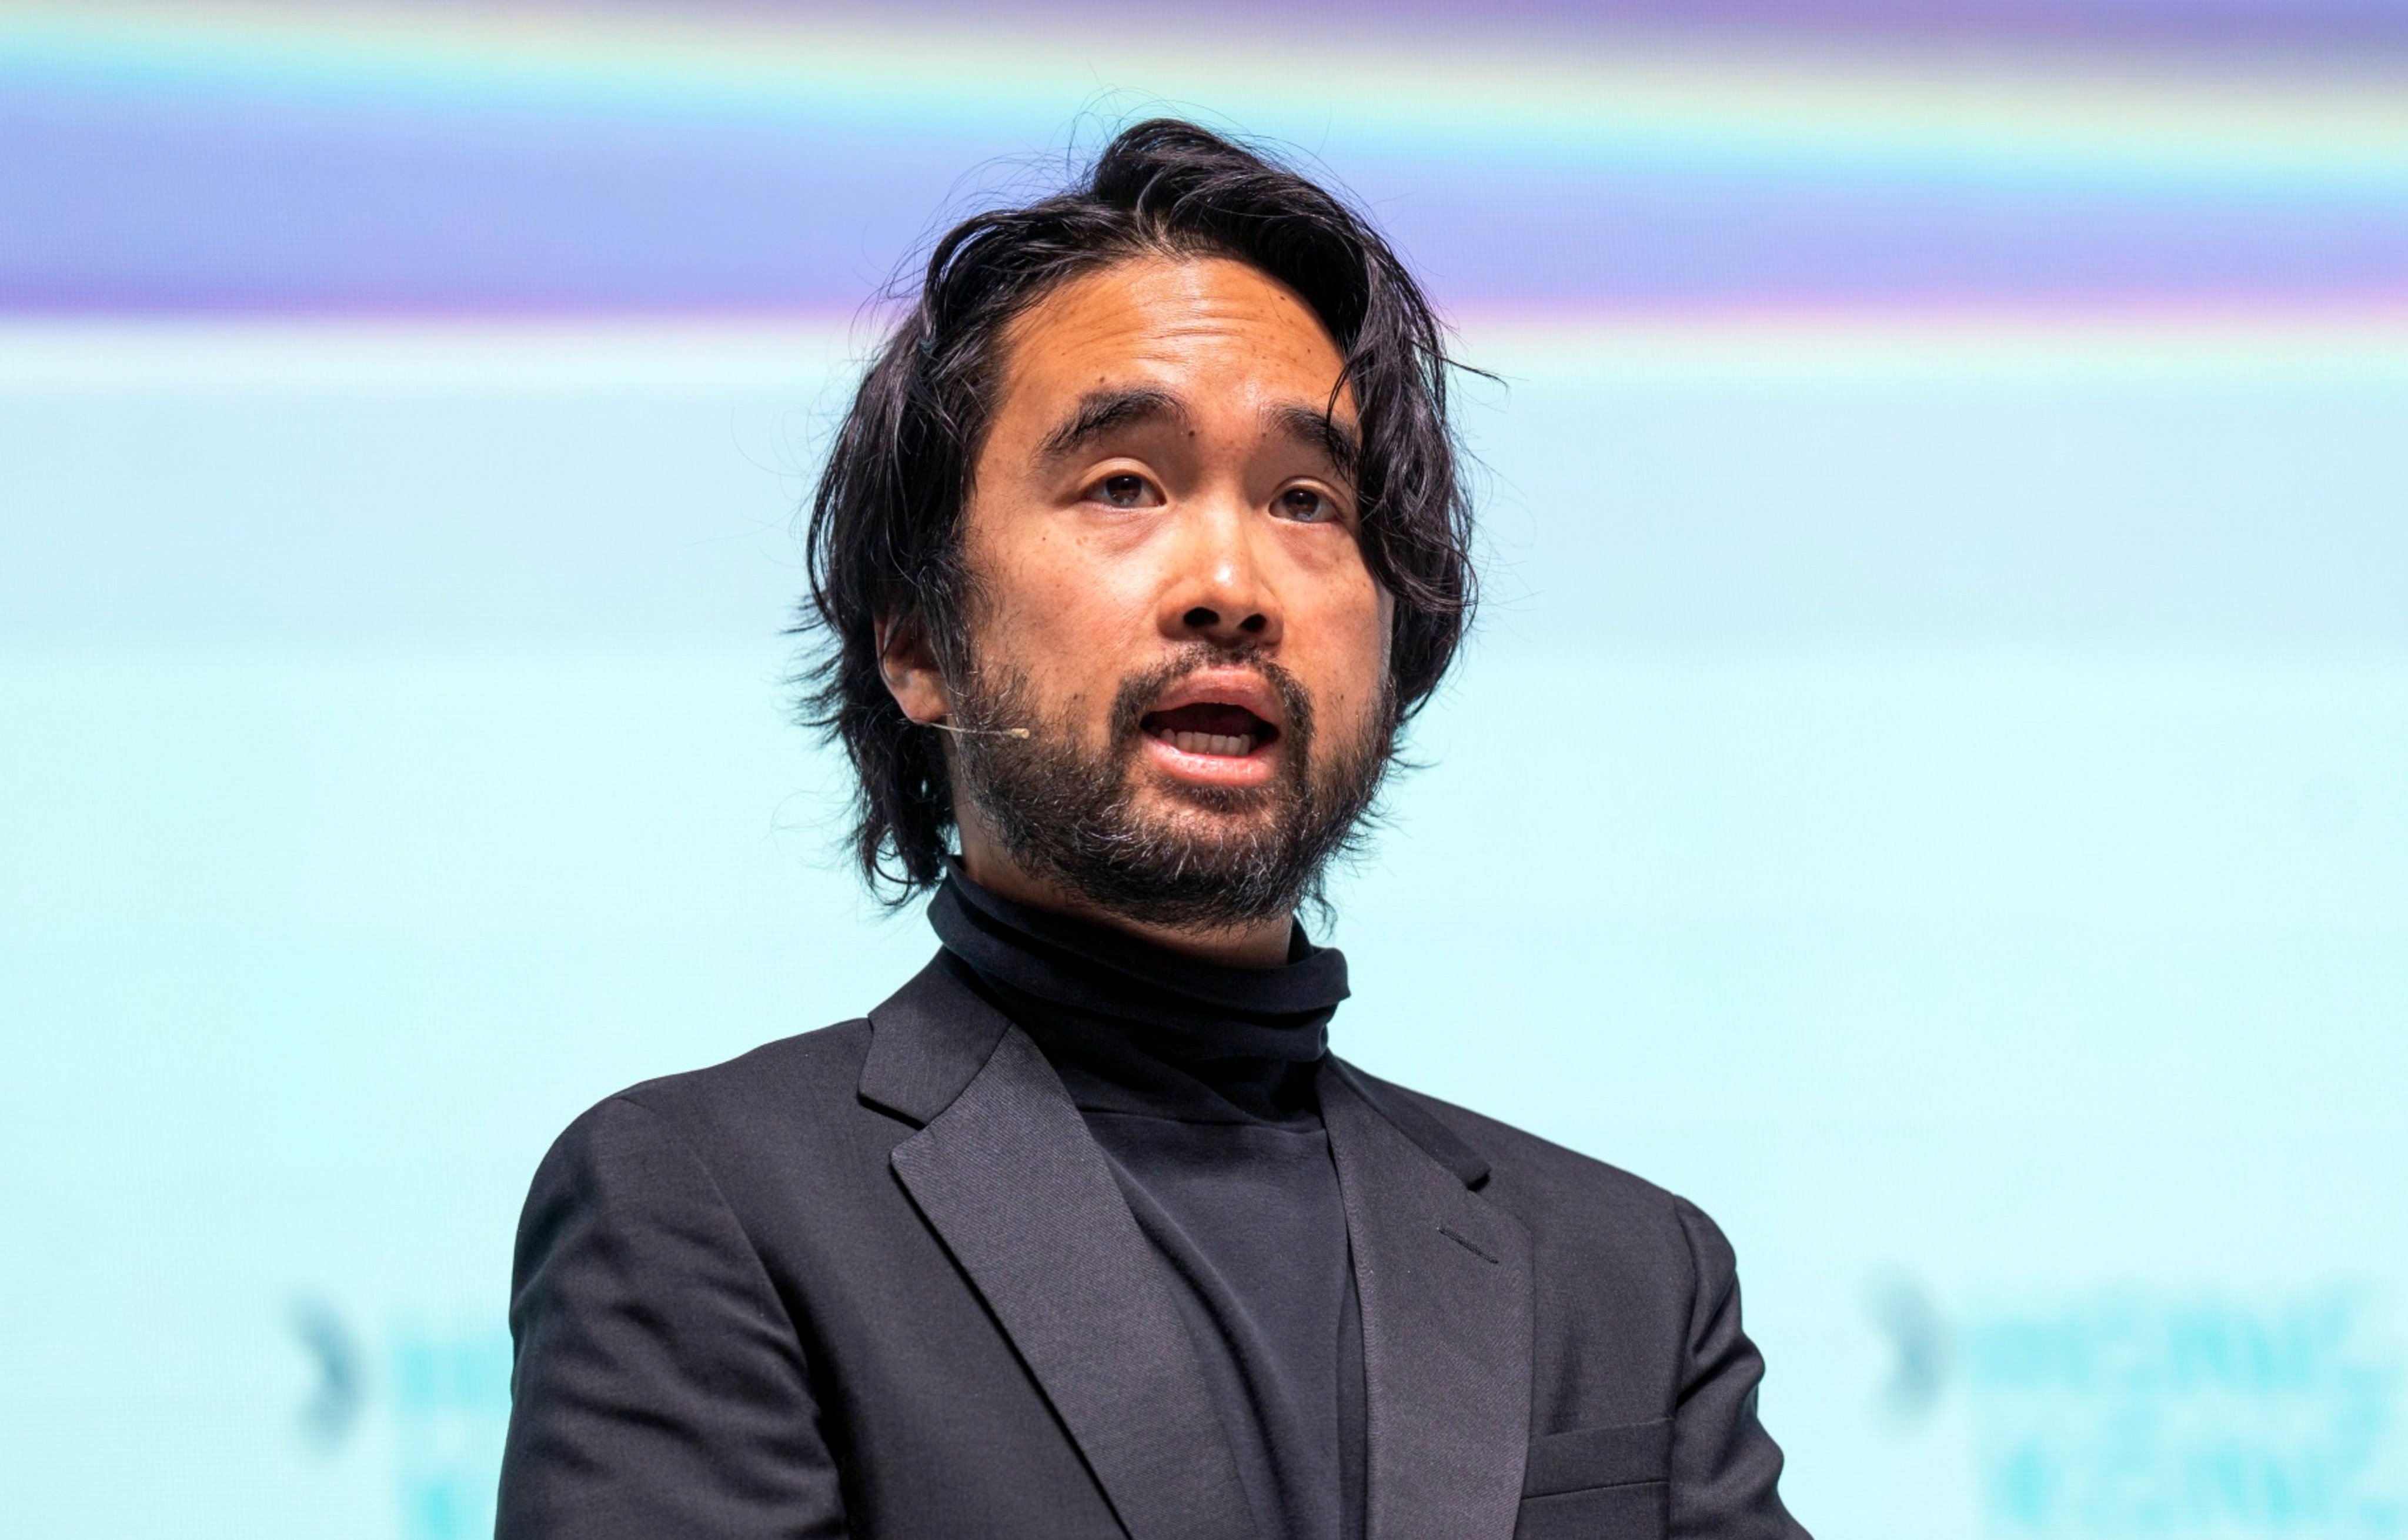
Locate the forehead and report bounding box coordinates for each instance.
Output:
[994,255,1354,423]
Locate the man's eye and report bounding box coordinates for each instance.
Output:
[1091,473,1157,508]
[1278,486,1337,522]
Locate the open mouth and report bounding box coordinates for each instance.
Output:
[1140,701,1278,759]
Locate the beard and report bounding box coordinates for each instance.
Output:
[946,640,1395,931]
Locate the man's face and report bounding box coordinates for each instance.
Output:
[927,254,1397,928]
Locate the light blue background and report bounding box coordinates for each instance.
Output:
[4,322,2403,1537]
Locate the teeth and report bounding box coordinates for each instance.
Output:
[1165,730,1251,757]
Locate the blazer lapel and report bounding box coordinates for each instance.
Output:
[866,959,1256,1540]
[1321,1060,1534,1540]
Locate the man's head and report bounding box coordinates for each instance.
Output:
[803,119,1473,942]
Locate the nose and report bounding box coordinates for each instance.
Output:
[1161,503,1283,650]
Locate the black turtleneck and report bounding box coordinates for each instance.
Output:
[929,870,1366,1540]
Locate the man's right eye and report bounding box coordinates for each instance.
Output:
[1089,473,1160,508]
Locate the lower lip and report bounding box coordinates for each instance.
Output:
[1141,730,1280,789]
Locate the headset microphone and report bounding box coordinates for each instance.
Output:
[922,720,1033,740]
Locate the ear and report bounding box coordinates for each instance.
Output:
[876,614,953,727]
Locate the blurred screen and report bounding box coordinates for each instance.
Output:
[4,4,2404,1536]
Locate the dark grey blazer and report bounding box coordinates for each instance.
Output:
[497,958,1806,1539]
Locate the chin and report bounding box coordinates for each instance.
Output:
[1134,779,1283,823]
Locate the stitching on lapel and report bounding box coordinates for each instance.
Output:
[1438,1222,1502,1265]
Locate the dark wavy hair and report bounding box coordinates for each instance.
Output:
[799,118,1477,900]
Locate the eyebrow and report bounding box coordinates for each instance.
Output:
[1036,386,1188,464]
[1268,402,1361,480]
[1033,385,1361,480]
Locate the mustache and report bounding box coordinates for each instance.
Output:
[1104,644,1314,752]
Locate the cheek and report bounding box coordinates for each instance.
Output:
[968,522,1154,694]
[1299,564,1395,729]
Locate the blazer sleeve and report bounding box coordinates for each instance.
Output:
[1668,1199,1812,1539]
[496,1094,850,1539]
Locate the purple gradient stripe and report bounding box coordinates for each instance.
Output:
[6,82,2406,316]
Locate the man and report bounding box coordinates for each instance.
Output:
[499,119,1807,1539]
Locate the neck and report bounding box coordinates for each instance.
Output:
[953,826,1295,970]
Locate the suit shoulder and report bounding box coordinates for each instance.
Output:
[620,1017,873,1113]
[546,1018,877,1168]
[1342,1065,1731,1305]
[1341,1061,1702,1228]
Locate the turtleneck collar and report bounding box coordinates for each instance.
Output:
[927,864,1350,1123]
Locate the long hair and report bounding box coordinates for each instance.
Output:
[799,118,1477,900]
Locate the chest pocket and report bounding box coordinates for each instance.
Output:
[1512,1417,1672,1540]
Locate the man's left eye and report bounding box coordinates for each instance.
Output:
[1092,474,1158,507]
[1278,487,1337,522]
